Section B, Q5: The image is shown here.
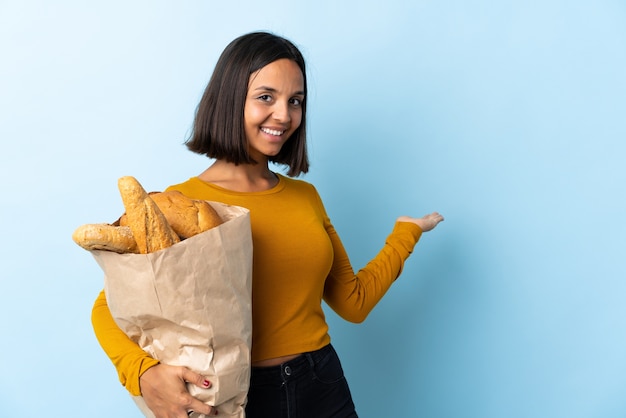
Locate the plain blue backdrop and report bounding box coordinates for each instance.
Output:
[1,1,625,417]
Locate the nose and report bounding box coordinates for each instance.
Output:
[272,100,291,123]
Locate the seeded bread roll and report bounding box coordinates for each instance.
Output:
[117,176,180,254]
[72,223,139,254]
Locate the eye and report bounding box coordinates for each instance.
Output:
[257,94,272,102]
[289,97,303,106]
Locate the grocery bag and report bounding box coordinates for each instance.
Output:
[91,202,252,418]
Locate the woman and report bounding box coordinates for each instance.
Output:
[91,31,444,418]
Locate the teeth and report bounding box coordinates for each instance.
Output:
[261,127,284,136]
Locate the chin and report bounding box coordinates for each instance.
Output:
[263,147,284,157]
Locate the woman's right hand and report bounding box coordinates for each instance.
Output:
[139,364,218,417]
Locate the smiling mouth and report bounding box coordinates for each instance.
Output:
[261,127,285,136]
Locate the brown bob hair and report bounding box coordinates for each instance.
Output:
[185,32,309,177]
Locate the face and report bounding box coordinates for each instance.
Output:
[244,58,304,161]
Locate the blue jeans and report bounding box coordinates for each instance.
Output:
[246,344,358,418]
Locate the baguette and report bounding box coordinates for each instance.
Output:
[117,176,180,254]
[72,223,139,254]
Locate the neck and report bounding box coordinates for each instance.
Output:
[198,160,279,192]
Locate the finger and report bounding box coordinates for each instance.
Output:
[180,370,214,416]
[186,401,216,417]
[429,212,444,221]
[181,368,212,389]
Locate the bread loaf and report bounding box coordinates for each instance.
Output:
[72,223,139,254]
[72,177,221,254]
[119,191,223,239]
[195,199,223,233]
[149,191,223,239]
[117,176,180,254]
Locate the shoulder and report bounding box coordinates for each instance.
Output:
[278,174,320,196]
[277,174,329,215]
[164,177,208,198]
[279,174,315,190]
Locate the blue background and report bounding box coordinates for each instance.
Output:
[1,1,625,417]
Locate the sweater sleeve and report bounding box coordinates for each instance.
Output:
[91,290,160,396]
[323,221,422,323]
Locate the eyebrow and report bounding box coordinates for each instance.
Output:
[253,85,305,96]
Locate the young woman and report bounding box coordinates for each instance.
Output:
[91,31,444,418]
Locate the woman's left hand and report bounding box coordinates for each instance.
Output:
[397,212,444,232]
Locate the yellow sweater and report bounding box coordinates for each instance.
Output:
[91,174,422,395]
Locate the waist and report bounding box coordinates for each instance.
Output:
[251,331,331,364]
[250,344,335,378]
[252,353,302,367]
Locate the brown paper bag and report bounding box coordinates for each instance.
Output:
[91,202,253,418]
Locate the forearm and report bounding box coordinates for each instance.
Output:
[91,290,159,396]
[324,221,422,323]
